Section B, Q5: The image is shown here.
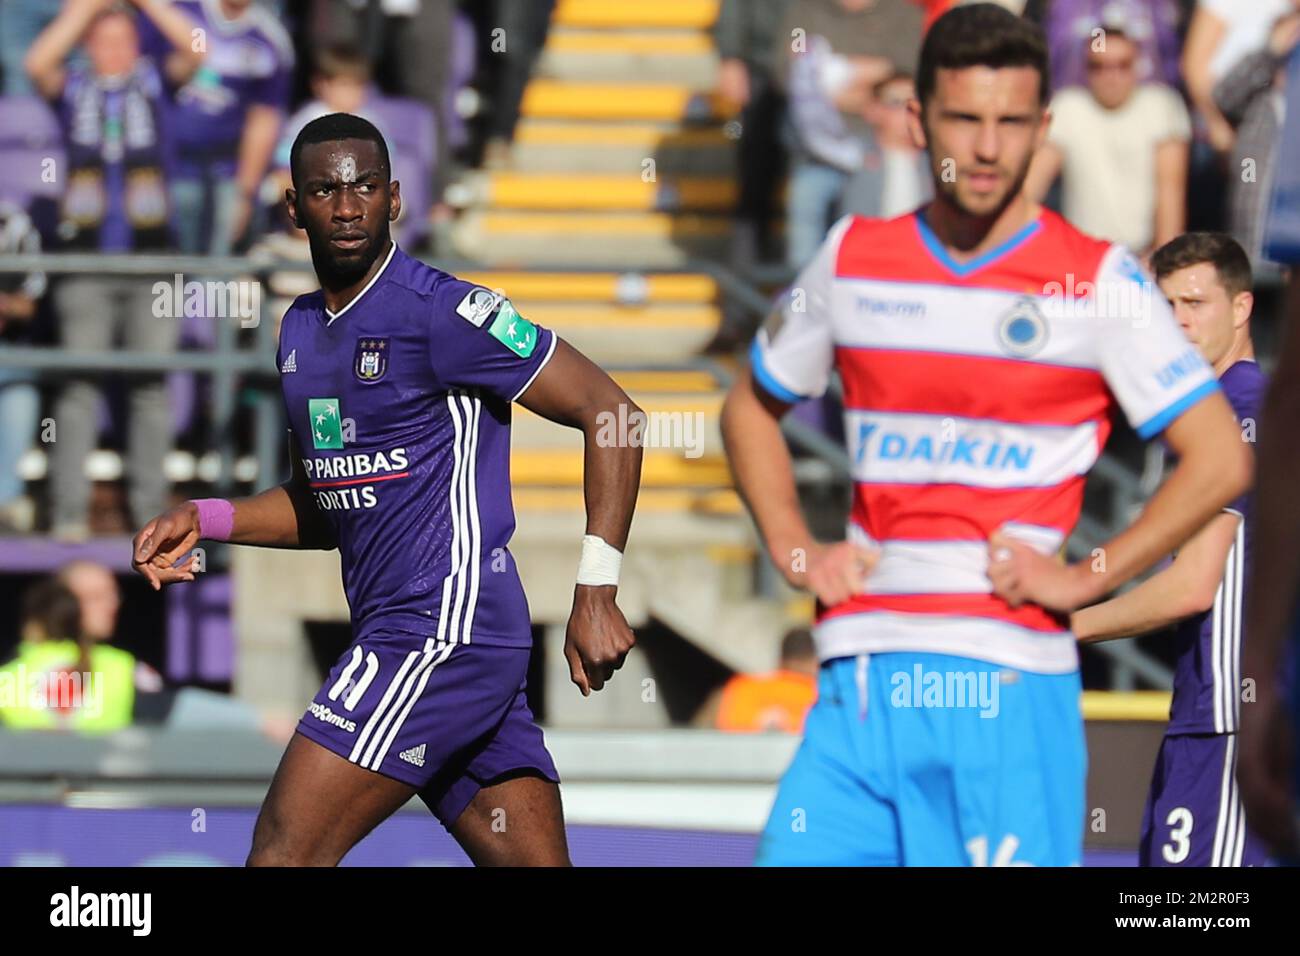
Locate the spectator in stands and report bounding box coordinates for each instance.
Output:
[1183,0,1293,156]
[840,72,932,220]
[0,199,47,535]
[699,628,819,733]
[1025,23,1189,258]
[0,574,160,732]
[1037,0,1182,93]
[714,0,794,268]
[139,0,294,254]
[704,0,794,353]
[313,0,457,228]
[271,44,393,186]
[26,0,203,540]
[0,0,65,96]
[776,0,924,268]
[1214,3,1300,271]
[480,0,557,170]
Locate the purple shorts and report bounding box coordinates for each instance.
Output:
[294,634,558,827]
[1139,733,1270,867]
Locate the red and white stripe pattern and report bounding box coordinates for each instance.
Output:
[756,210,1218,672]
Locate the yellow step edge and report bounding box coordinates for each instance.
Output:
[487,173,736,211]
[705,543,755,563]
[478,212,731,238]
[522,304,719,329]
[547,31,715,55]
[1080,691,1171,722]
[553,0,721,30]
[515,123,730,148]
[457,271,718,302]
[517,397,723,420]
[522,80,723,121]
[610,371,719,391]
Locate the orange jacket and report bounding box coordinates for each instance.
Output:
[716,670,818,734]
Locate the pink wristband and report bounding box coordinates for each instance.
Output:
[190,498,235,542]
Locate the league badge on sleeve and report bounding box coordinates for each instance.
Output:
[488,300,538,358]
[354,337,389,383]
[455,287,502,327]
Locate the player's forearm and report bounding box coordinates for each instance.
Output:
[1072,562,1201,643]
[223,484,334,550]
[720,373,813,571]
[1078,440,1248,604]
[579,408,643,552]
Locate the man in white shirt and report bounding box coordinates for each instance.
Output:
[1025,23,1190,257]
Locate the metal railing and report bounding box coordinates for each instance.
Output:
[0,250,1211,689]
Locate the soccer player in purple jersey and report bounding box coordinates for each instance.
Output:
[1073,233,1269,865]
[130,113,643,866]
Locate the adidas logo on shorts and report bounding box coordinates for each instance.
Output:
[398,744,427,768]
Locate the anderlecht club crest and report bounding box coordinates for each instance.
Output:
[354,337,389,382]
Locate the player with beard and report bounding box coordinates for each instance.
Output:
[721,4,1252,865]
[131,113,643,866]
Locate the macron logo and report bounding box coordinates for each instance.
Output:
[281,349,297,374]
[399,744,426,768]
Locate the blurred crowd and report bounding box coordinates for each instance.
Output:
[716,0,1298,282]
[0,0,1296,543]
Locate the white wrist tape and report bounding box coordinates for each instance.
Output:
[576,534,622,587]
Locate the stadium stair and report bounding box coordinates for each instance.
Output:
[453,268,799,678]
[452,0,803,682]
[451,0,736,268]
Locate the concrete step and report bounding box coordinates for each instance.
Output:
[522,79,728,123]
[468,171,736,213]
[452,210,731,267]
[509,123,736,175]
[511,447,730,488]
[538,28,719,86]
[514,389,723,452]
[552,0,721,30]
[520,304,718,365]
[514,486,742,519]
[548,321,714,364]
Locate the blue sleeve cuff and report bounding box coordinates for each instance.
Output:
[1135,379,1221,439]
[749,338,809,404]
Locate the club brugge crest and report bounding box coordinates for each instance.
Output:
[996,296,1048,358]
[354,337,389,382]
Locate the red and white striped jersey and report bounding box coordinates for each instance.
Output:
[752,209,1220,673]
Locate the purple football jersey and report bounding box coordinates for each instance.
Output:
[141,0,294,178]
[1166,360,1267,735]
[276,243,557,648]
